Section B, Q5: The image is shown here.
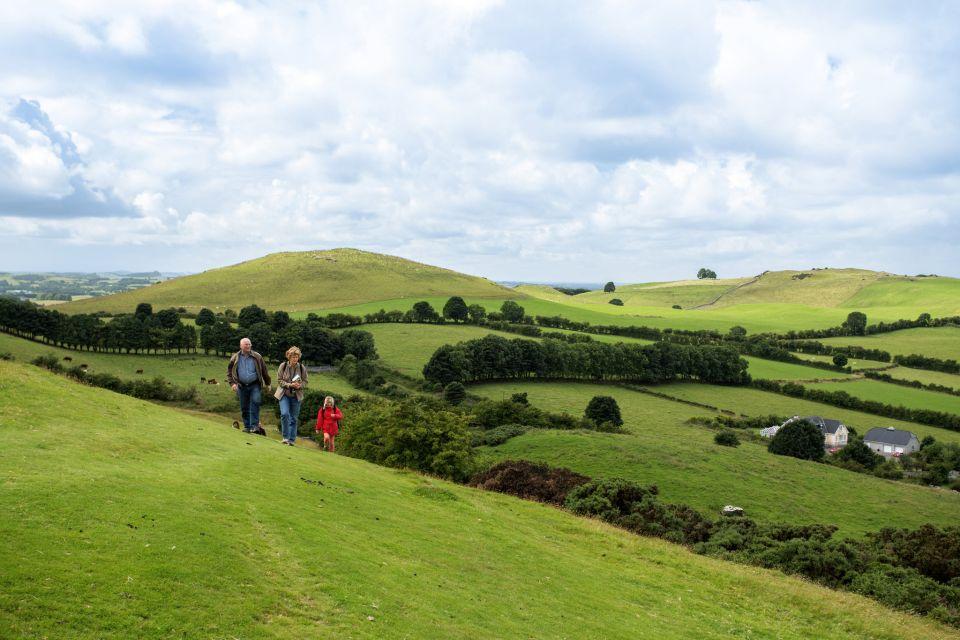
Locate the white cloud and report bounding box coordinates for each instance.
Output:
[0,0,957,278]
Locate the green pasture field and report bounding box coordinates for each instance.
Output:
[884,366,960,389]
[813,326,960,360]
[790,352,890,370]
[6,364,955,639]
[351,323,848,383]
[0,332,359,413]
[805,379,960,416]
[471,381,960,537]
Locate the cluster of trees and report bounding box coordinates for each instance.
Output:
[0,298,197,354]
[423,334,750,386]
[696,268,717,279]
[474,460,960,627]
[361,298,528,326]
[197,303,375,364]
[752,378,960,432]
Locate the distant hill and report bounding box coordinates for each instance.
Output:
[60,248,519,314]
[524,269,960,315]
[2,361,956,639]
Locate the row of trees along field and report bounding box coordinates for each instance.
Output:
[0,298,197,353]
[422,334,750,386]
[0,298,374,364]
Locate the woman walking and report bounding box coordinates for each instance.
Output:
[316,396,343,452]
[277,346,307,446]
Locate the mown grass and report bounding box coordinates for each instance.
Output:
[5,363,956,638]
[805,379,960,416]
[814,326,960,360]
[61,248,519,314]
[472,381,960,537]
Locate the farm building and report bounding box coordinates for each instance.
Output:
[863,427,920,458]
[761,415,849,451]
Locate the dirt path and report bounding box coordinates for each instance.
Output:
[689,273,764,309]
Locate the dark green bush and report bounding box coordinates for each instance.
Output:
[31,354,63,372]
[609,298,624,306]
[443,381,466,405]
[338,398,475,482]
[768,419,825,461]
[714,430,740,447]
[584,396,623,428]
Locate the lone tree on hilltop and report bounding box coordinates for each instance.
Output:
[442,296,469,323]
[697,268,717,280]
[842,311,868,336]
[585,396,623,428]
[768,419,824,461]
[500,300,525,323]
[604,281,616,293]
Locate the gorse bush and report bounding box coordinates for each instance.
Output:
[469,460,589,505]
[338,397,475,482]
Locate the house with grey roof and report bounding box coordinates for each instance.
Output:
[760,415,849,451]
[863,427,920,457]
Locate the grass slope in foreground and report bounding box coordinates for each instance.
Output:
[60,248,518,315]
[2,366,955,638]
[472,382,960,537]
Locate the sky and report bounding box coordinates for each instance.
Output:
[0,0,958,282]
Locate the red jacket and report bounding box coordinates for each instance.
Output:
[316,407,343,434]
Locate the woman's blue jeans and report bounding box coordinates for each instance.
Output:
[279,394,302,442]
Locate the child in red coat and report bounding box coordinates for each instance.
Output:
[316,396,343,452]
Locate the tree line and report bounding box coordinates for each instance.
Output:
[0,297,197,354]
[422,334,750,386]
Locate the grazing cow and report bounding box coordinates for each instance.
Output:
[136,369,144,374]
[63,356,73,362]
[200,376,206,383]
[79,364,88,369]
[207,378,218,385]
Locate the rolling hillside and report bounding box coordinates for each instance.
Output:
[4,364,956,638]
[60,248,519,314]
[518,269,960,327]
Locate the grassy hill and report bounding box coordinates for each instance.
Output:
[513,269,960,332]
[5,364,958,638]
[60,248,519,314]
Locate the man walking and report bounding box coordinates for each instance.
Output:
[227,337,272,433]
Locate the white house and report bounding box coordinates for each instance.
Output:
[760,415,849,451]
